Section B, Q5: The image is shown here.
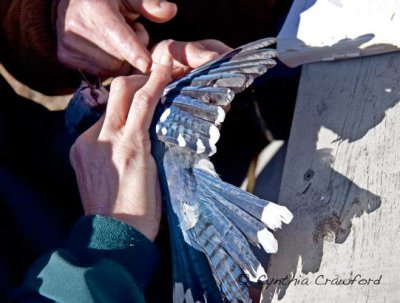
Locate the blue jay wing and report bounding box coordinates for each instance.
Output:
[193,190,267,284]
[156,37,278,156]
[194,167,293,253]
[160,150,293,302]
[189,37,277,75]
[189,73,248,89]
[190,220,251,303]
[168,198,223,303]
[177,86,235,105]
[155,105,220,156]
[169,96,226,125]
[151,37,294,303]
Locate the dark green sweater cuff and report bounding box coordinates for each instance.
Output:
[64,215,160,290]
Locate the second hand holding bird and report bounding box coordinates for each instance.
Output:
[70,55,173,241]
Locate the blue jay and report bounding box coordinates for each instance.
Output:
[66,37,293,303]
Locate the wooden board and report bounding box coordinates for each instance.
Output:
[277,0,400,67]
[262,52,400,302]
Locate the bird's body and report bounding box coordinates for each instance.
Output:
[66,37,293,303]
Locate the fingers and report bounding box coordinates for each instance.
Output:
[58,32,131,76]
[152,39,232,69]
[102,16,152,73]
[97,56,171,156]
[57,0,153,75]
[125,55,172,137]
[151,39,232,78]
[151,40,215,69]
[126,0,177,23]
[129,22,150,47]
[57,0,178,75]
[200,39,233,55]
[184,42,220,67]
[100,75,148,136]
[182,40,233,67]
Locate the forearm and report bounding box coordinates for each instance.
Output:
[13,215,160,302]
[0,0,79,95]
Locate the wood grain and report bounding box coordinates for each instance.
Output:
[262,52,400,302]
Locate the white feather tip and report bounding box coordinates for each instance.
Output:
[261,203,293,230]
[257,228,278,253]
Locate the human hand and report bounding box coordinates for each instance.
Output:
[56,0,177,76]
[151,39,232,79]
[70,55,173,241]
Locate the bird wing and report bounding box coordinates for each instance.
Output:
[154,37,277,156]
[151,38,293,303]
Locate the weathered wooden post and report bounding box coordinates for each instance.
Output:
[260,1,400,302]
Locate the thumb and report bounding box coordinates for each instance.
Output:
[179,41,220,68]
[127,0,177,23]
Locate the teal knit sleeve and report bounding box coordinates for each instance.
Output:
[13,215,160,302]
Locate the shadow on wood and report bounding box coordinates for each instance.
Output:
[277,0,400,67]
[262,52,400,302]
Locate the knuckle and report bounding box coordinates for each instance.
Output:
[110,76,130,92]
[99,126,120,143]
[113,36,141,63]
[130,133,152,153]
[155,39,175,52]
[189,41,199,47]
[64,17,81,34]
[117,41,132,57]
[133,89,153,109]
[152,72,169,86]
[154,65,172,80]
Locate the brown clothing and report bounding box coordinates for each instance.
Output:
[0,0,79,95]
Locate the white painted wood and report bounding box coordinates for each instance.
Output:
[262,52,400,302]
[277,0,400,67]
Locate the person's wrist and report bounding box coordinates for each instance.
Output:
[109,213,160,241]
[84,207,160,241]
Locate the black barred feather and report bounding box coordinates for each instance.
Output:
[199,199,265,280]
[190,219,251,303]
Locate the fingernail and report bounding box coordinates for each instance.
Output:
[136,57,151,73]
[160,54,171,65]
[199,51,218,62]
[198,51,218,64]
